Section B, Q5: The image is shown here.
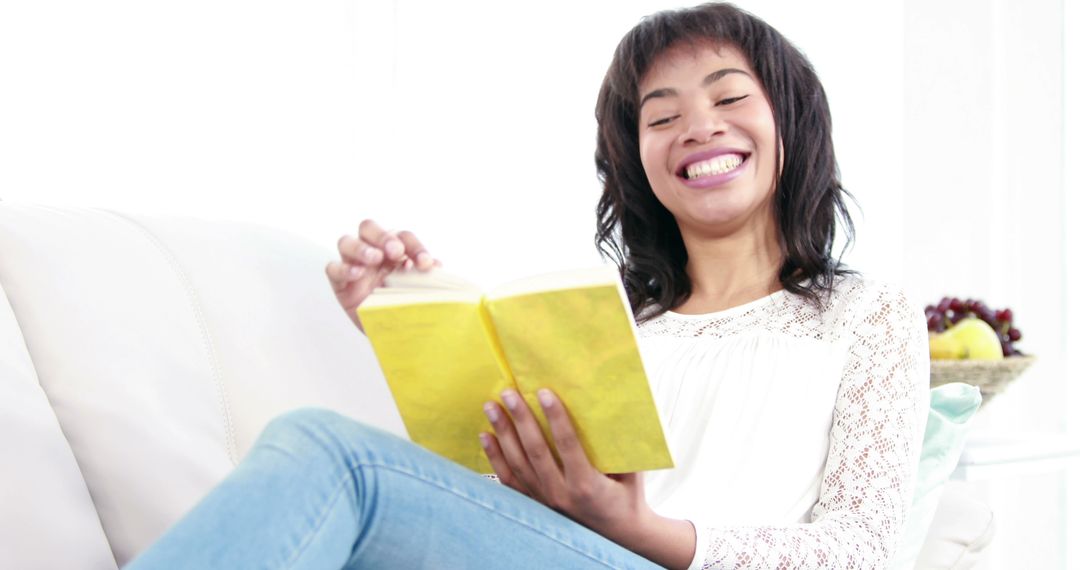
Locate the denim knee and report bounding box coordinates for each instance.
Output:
[255,408,394,467]
[256,408,354,462]
[264,408,350,437]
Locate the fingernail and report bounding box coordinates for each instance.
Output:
[348,266,362,277]
[479,433,490,449]
[385,240,405,259]
[363,247,379,262]
[417,252,433,268]
[483,402,499,422]
[500,390,518,411]
[538,389,554,408]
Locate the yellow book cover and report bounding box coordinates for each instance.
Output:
[357,266,673,474]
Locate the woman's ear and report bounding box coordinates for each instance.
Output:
[776,136,786,175]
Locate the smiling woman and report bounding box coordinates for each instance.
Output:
[125,3,927,570]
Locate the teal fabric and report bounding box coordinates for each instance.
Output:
[888,383,982,570]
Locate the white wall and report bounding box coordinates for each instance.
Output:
[0,1,371,241]
[905,0,1066,433]
[905,0,1073,567]
[0,0,903,288]
[318,0,906,288]
[1063,1,1079,567]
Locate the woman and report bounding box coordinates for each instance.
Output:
[128,3,928,569]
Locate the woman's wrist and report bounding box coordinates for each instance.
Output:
[609,508,696,570]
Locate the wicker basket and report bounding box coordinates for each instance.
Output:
[929,355,1036,405]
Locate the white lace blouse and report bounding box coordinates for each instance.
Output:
[638,276,929,569]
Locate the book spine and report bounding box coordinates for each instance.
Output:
[478,298,516,387]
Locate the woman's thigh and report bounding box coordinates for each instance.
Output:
[129,408,664,570]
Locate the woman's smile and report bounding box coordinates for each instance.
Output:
[676,148,752,189]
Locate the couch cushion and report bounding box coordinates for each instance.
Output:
[914,481,995,569]
[889,382,982,569]
[0,281,117,569]
[0,204,403,565]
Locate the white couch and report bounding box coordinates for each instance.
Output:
[0,203,993,569]
[0,203,406,569]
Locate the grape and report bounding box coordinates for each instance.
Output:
[927,313,943,331]
[996,308,1013,323]
[1003,343,1016,357]
[1008,327,1022,341]
[949,298,966,313]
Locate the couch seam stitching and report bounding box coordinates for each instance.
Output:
[100,209,240,466]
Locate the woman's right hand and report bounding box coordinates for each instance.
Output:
[325,219,439,333]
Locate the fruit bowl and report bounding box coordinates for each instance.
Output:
[925,295,1032,406]
[930,355,1036,405]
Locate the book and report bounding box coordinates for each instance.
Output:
[357,265,673,474]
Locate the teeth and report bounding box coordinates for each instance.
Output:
[685,154,744,180]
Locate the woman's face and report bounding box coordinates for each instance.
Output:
[638,42,779,239]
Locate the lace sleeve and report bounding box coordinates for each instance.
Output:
[694,284,930,569]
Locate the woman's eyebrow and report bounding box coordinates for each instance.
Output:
[702,67,750,87]
[639,68,751,107]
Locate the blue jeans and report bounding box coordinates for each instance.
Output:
[126,408,664,569]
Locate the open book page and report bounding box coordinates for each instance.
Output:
[357,300,515,473]
[359,268,483,308]
[483,281,673,473]
[487,265,624,300]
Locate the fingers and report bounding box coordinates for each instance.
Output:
[337,234,383,266]
[501,390,565,483]
[328,219,439,302]
[328,235,383,303]
[358,219,405,262]
[356,220,437,270]
[479,432,534,499]
[327,218,441,334]
[325,260,361,292]
[395,230,436,270]
[481,397,545,499]
[536,389,593,481]
[483,390,568,505]
[326,243,391,297]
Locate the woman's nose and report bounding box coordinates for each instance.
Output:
[677,108,727,145]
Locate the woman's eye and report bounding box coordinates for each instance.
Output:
[647,115,679,128]
[715,95,750,106]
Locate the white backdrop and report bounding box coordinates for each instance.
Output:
[0,1,1075,567]
[901,1,1073,567]
[0,0,903,287]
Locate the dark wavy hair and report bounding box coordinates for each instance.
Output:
[594,2,855,321]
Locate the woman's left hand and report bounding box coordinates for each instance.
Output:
[480,388,651,542]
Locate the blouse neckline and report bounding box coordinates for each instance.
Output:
[662,287,789,321]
